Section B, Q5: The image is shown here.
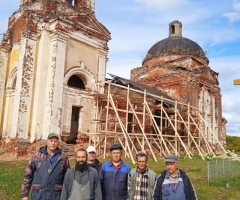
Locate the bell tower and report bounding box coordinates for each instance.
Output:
[169,20,182,38]
[74,0,95,12]
[19,0,95,12]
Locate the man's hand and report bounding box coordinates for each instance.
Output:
[22,197,29,200]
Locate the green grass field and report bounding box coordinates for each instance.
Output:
[0,155,240,200]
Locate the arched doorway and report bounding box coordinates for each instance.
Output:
[66,74,86,144]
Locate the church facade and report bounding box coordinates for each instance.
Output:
[0,0,110,152]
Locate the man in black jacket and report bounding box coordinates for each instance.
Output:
[87,145,102,173]
[153,154,197,200]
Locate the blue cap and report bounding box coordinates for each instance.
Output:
[164,154,177,163]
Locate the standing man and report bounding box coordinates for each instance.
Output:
[87,145,102,173]
[128,152,156,200]
[22,133,70,200]
[153,154,197,200]
[99,144,131,200]
[60,148,102,200]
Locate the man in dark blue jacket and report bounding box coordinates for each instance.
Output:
[153,154,198,200]
[21,133,70,200]
[99,144,131,200]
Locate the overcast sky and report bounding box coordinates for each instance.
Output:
[0,0,240,136]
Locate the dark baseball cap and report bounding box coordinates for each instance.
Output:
[109,144,123,151]
[136,152,148,159]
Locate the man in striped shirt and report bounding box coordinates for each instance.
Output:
[128,152,156,200]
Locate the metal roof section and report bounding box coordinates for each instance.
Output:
[107,73,175,106]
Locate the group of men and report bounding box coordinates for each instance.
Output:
[21,133,198,200]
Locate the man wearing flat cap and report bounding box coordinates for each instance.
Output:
[99,144,130,200]
[153,154,197,200]
[128,152,156,200]
[22,133,70,200]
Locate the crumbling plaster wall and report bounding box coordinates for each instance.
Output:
[2,66,18,138]
[30,30,50,142]
[14,33,39,139]
[1,27,63,141]
[199,87,215,142]
[0,44,11,133]
[65,38,98,80]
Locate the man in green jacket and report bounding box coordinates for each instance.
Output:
[128,152,156,200]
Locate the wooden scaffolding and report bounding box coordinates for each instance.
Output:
[86,81,225,164]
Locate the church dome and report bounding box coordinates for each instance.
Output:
[143,21,206,64]
[147,37,205,56]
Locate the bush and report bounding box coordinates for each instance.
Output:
[226,136,240,152]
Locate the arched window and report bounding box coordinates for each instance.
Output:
[6,67,17,90]
[67,75,85,89]
[12,77,17,89]
[171,25,175,34]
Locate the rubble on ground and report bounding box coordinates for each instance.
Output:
[217,151,240,161]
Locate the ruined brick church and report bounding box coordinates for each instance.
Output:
[0,0,226,162]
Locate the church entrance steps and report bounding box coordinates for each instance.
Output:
[62,144,75,158]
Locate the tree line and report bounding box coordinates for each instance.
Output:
[226,135,240,152]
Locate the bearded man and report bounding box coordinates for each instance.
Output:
[60,148,102,200]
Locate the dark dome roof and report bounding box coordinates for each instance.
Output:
[147,37,205,57]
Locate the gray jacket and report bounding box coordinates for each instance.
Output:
[60,166,102,200]
[128,167,156,200]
